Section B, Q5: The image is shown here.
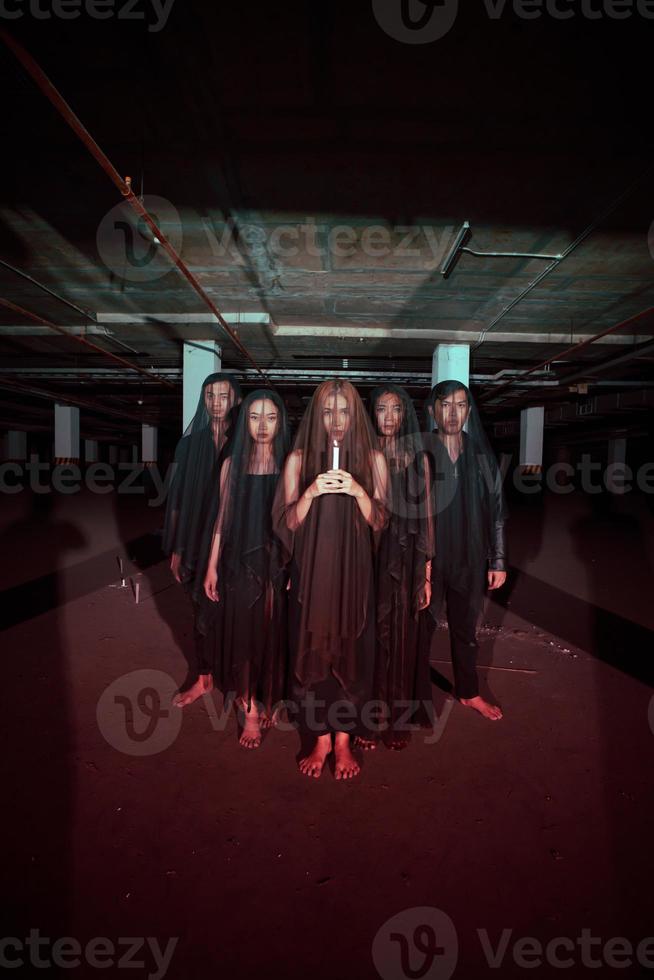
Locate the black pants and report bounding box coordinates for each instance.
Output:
[427,572,484,699]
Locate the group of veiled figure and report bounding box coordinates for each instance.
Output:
[163,374,507,780]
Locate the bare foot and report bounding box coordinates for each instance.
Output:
[173,673,213,707]
[239,704,262,749]
[386,735,411,751]
[334,732,361,780]
[459,695,503,721]
[298,734,332,778]
[353,735,378,751]
[260,708,280,730]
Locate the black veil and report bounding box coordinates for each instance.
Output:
[162,371,241,583]
[369,383,430,524]
[193,388,291,712]
[194,387,290,605]
[272,379,390,700]
[428,379,507,597]
[369,382,434,569]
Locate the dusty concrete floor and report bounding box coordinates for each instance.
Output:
[2,486,653,979]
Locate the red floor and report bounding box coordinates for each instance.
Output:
[3,487,653,979]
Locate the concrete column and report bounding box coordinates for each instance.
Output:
[519,406,545,472]
[431,344,470,389]
[108,445,119,465]
[54,404,80,462]
[607,437,627,494]
[3,430,27,460]
[552,444,573,489]
[183,340,221,431]
[142,424,158,465]
[130,445,139,464]
[84,439,99,463]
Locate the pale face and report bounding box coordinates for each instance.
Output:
[375,392,404,438]
[247,398,279,444]
[321,392,351,443]
[433,388,470,435]
[204,381,235,421]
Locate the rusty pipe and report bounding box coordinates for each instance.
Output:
[478,307,654,404]
[0,30,268,383]
[0,297,176,389]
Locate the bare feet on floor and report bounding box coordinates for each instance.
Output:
[386,735,410,751]
[260,709,279,730]
[459,695,503,721]
[299,733,332,778]
[238,701,262,749]
[334,732,361,780]
[172,673,213,707]
[353,736,377,751]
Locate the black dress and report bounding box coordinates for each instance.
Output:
[286,488,378,736]
[373,455,434,742]
[201,473,288,715]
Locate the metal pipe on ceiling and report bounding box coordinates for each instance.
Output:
[558,338,654,385]
[0,30,268,384]
[0,376,163,426]
[472,168,652,351]
[0,297,176,389]
[478,307,654,404]
[0,258,142,355]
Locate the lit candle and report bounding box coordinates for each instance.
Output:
[331,440,340,470]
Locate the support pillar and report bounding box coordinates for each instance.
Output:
[519,406,544,473]
[84,439,99,463]
[108,445,118,465]
[54,404,80,463]
[142,424,158,466]
[3,430,27,460]
[431,343,470,389]
[183,340,221,431]
[607,436,627,494]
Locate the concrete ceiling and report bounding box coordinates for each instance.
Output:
[1,2,653,443]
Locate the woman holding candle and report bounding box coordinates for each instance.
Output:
[362,384,435,750]
[273,379,390,779]
[197,389,290,748]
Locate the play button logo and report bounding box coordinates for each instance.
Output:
[372,0,459,43]
[372,907,459,980]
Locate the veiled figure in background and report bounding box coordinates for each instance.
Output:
[422,380,508,721]
[273,380,389,779]
[162,372,241,706]
[197,389,290,748]
[363,384,435,750]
